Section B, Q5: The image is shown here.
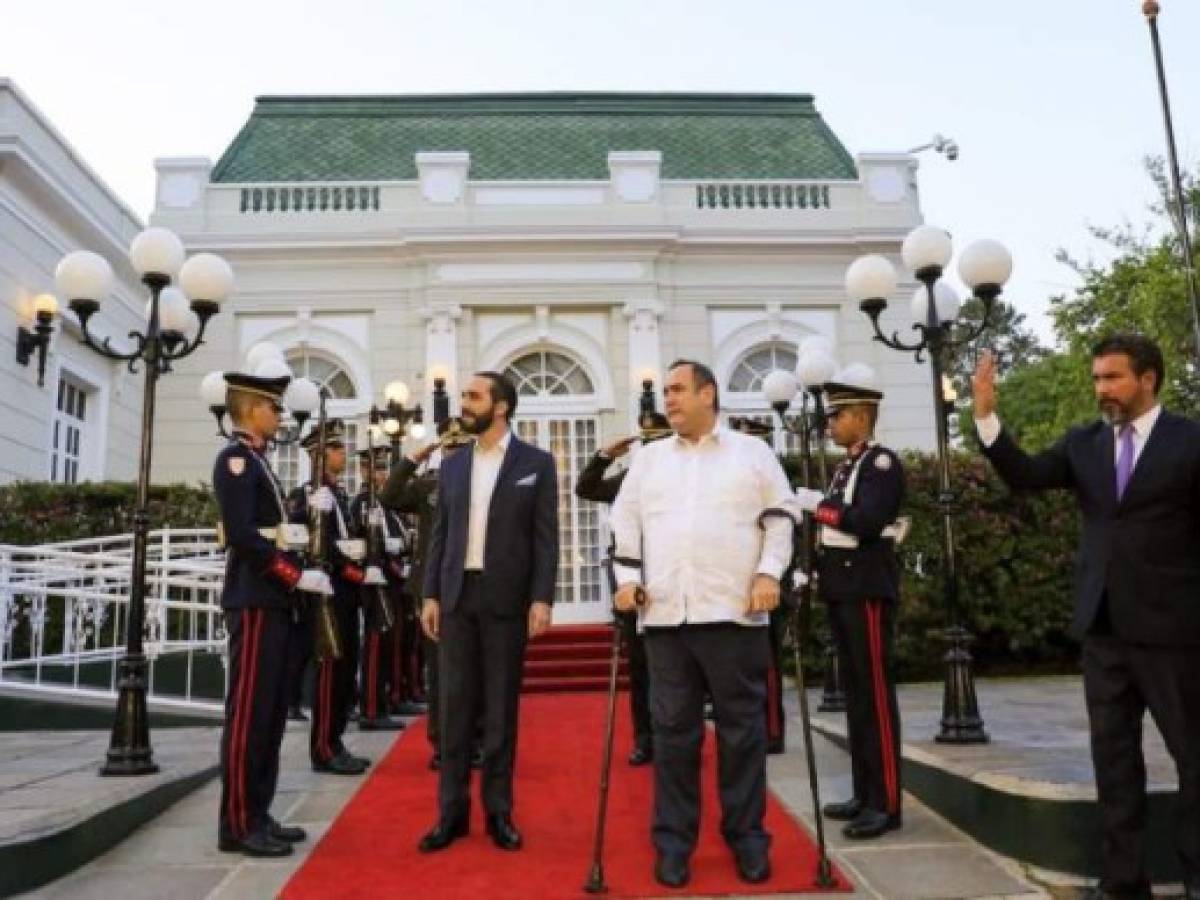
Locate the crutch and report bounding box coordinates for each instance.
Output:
[584,560,644,894]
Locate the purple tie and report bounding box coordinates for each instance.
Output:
[1115,424,1135,500]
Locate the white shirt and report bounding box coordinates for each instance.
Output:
[610,424,799,627]
[975,405,1162,474]
[465,429,511,570]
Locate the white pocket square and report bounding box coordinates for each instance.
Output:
[515,474,537,487]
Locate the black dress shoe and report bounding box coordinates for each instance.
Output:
[627,745,653,766]
[312,752,367,775]
[485,813,523,850]
[822,797,863,821]
[765,737,785,755]
[843,809,902,839]
[218,830,293,857]
[418,816,469,852]
[734,848,771,884]
[393,701,426,716]
[334,747,371,768]
[359,716,406,731]
[654,854,690,888]
[267,817,307,843]
[287,706,308,722]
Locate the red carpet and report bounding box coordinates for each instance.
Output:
[282,693,851,899]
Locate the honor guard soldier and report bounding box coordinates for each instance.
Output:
[214,372,328,856]
[574,410,670,766]
[794,365,907,840]
[380,416,474,769]
[288,419,383,775]
[351,445,408,731]
[728,416,791,756]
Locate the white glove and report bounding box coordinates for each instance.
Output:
[384,537,402,555]
[297,569,333,595]
[364,565,387,585]
[792,569,810,589]
[368,506,386,527]
[308,486,334,512]
[795,487,825,512]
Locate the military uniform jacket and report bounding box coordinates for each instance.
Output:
[351,489,411,586]
[814,443,905,604]
[379,457,438,600]
[213,434,303,611]
[287,479,365,602]
[574,452,627,505]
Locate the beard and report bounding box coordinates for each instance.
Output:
[1099,399,1132,426]
[462,407,494,435]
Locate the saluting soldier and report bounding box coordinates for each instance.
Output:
[794,365,907,839]
[574,410,671,766]
[351,445,407,731]
[288,419,384,775]
[380,416,474,769]
[214,372,329,857]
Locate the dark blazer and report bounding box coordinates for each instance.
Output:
[980,409,1200,645]
[816,444,906,604]
[212,437,302,611]
[422,433,559,616]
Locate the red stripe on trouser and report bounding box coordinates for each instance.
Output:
[226,612,253,837]
[866,602,898,814]
[316,662,334,762]
[367,633,379,719]
[229,610,262,838]
[765,660,781,740]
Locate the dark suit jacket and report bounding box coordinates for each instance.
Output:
[981,409,1200,645]
[422,433,559,616]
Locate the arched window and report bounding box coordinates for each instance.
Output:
[727,344,798,394]
[273,350,361,494]
[286,350,358,400]
[504,349,595,397]
[724,343,801,456]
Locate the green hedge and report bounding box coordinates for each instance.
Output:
[0,481,217,544]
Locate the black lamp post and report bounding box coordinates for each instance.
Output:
[55,229,233,774]
[1141,1,1200,362]
[845,226,1012,744]
[370,378,425,461]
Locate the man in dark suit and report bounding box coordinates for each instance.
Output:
[418,372,559,853]
[973,334,1200,899]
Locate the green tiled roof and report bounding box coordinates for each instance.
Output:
[211,93,857,183]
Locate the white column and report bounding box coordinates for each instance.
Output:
[422,303,463,413]
[623,299,664,423]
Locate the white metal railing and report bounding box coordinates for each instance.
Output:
[0,528,228,714]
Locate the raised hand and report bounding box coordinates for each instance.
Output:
[972,349,999,419]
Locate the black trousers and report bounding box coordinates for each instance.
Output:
[617,610,652,750]
[766,608,787,747]
[828,598,901,818]
[437,574,527,819]
[644,623,771,858]
[285,607,311,710]
[310,598,360,764]
[360,587,401,721]
[425,629,441,750]
[1083,634,1200,893]
[219,607,292,841]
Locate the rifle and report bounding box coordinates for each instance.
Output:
[306,390,343,662]
[361,429,396,634]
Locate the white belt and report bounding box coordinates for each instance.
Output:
[215,523,309,550]
[820,516,910,550]
[336,539,366,562]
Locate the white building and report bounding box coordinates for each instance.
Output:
[0,79,146,484]
[149,92,936,622]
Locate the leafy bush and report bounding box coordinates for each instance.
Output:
[0,481,218,544]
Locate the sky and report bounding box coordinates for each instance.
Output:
[6,0,1198,343]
